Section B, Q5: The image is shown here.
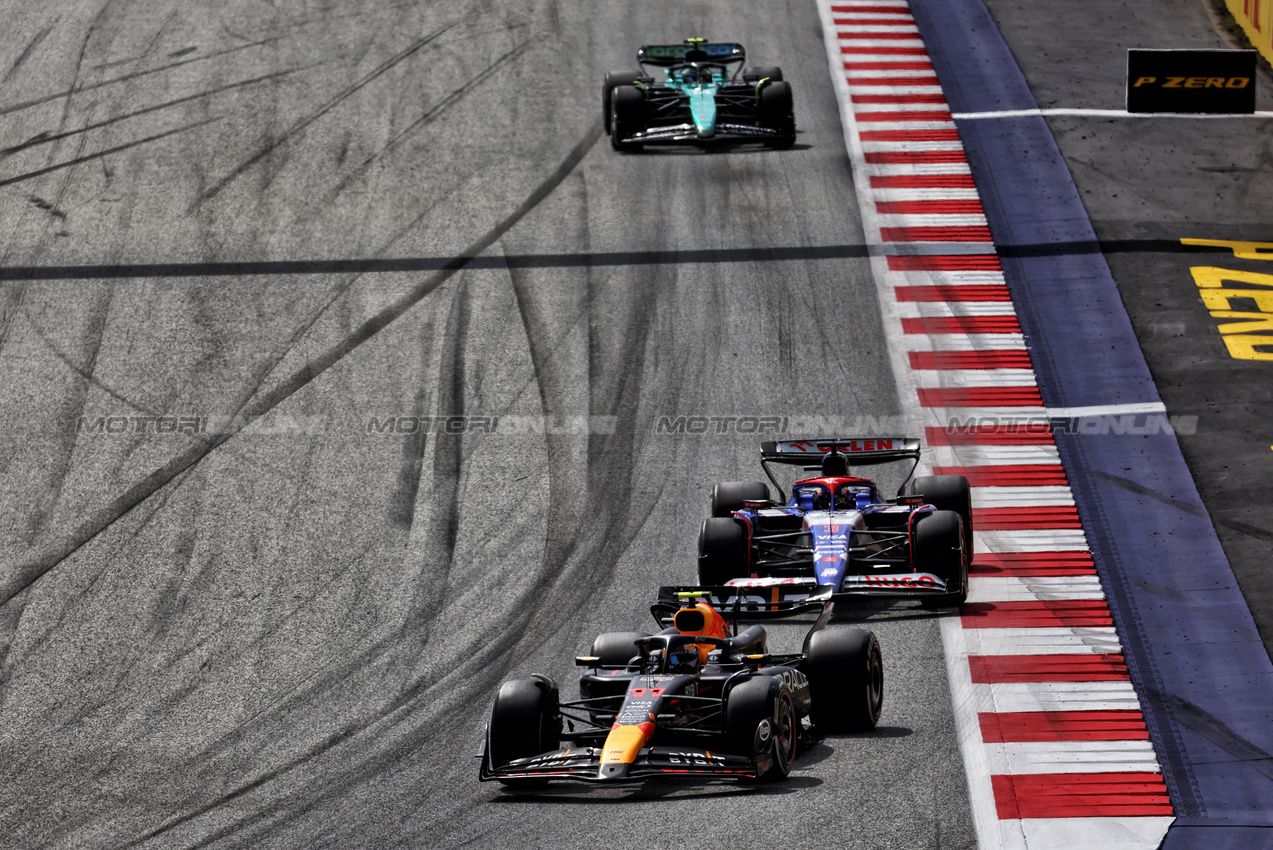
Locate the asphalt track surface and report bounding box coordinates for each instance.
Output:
[0,2,978,849]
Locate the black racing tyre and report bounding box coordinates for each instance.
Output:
[698,517,749,585]
[806,628,884,732]
[748,65,784,81]
[757,80,795,148]
[710,480,770,517]
[487,678,560,785]
[610,84,645,151]
[602,70,642,133]
[905,474,974,558]
[589,631,648,668]
[913,509,969,606]
[725,677,797,780]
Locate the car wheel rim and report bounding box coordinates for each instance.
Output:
[775,695,796,767]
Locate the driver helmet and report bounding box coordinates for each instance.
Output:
[643,649,665,673]
[667,646,700,673]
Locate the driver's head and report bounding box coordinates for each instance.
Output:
[667,647,699,673]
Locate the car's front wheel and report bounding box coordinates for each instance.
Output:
[610,84,645,151]
[486,677,560,786]
[725,677,797,780]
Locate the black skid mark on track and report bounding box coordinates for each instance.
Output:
[0,122,602,603]
[0,66,316,162]
[0,120,218,191]
[188,23,457,212]
[315,39,532,213]
[0,38,279,119]
[4,22,57,84]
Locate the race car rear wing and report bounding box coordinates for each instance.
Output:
[760,437,921,500]
[651,582,833,624]
[637,42,746,67]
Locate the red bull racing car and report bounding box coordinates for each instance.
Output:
[697,438,973,606]
[479,585,883,785]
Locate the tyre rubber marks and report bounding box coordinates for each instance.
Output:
[815,2,1173,847]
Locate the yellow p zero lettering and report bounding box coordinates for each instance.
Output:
[1190,267,1273,288]
[1182,239,1273,260]
[1184,77,1205,88]
[1209,311,1273,334]
[1133,76,1157,87]
[1227,77,1251,88]
[1164,77,1185,88]
[1205,77,1225,88]
[1221,334,1273,361]
[1199,289,1273,312]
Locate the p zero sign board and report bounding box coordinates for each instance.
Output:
[1127,49,1256,113]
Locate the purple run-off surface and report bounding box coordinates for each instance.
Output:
[905,0,1273,843]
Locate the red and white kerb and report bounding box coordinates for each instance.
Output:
[815,2,1174,847]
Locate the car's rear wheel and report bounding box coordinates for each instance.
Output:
[757,80,795,148]
[698,517,749,585]
[748,65,784,81]
[602,70,642,133]
[725,677,796,780]
[710,480,770,517]
[487,677,560,786]
[913,509,969,606]
[610,84,645,151]
[905,474,974,558]
[806,628,883,732]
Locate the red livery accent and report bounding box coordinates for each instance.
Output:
[888,254,1002,271]
[968,654,1129,683]
[961,600,1114,629]
[902,316,1023,335]
[931,463,1066,485]
[924,421,1052,444]
[970,551,1096,576]
[909,350,1033,371]
[980,710,1149,743]
[872,173,976,188]
[895,285,1010,302]
[992,772,1172,819]
[879,199,984,215]
[973,505,1081,528]
[917,386,1044,408]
